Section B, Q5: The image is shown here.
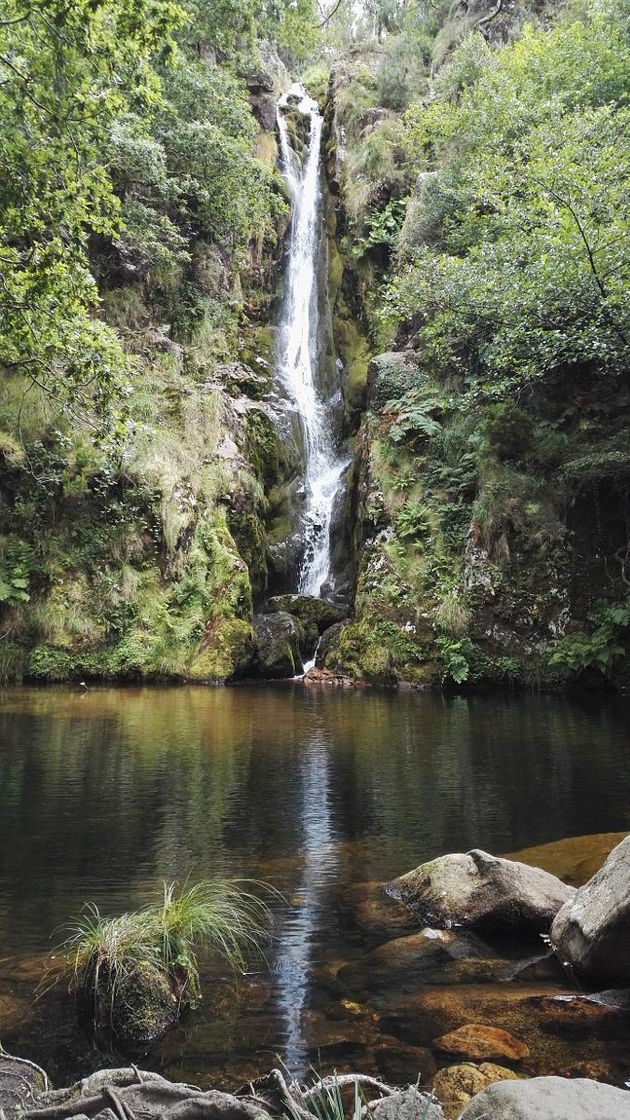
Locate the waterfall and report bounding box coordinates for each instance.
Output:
[276,85,348,599]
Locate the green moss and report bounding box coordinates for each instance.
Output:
[333,317,371,418]
[187,618,255,681]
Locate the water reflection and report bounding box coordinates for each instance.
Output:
[1,685,630,1080]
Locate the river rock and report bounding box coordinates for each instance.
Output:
[253,612,304,678]
[370,1085,445,1120]
[506,832,628,887]
[345,881,420,939]
[433,1024,529,1062]
[458,1075,630,1120]
[82,958,179,1050]
[374,1035,438,1086]
[550,834,630,982]
[388,849,574,934]
[432,1062,519,1120]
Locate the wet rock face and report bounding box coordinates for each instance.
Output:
[388,849,574,934]
[551,834,630,983]
[457,1075,630,1120]
[253,612,304,678]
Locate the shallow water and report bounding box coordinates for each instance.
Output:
[1,685,630,1087]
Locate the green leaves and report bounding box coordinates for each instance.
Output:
[382,3,630,402]
[0,536,33,605]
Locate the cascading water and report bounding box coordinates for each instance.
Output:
[276,84,348,598]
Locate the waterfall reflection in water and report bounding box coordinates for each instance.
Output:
[273,732,338,1070]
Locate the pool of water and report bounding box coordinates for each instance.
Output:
[1,685,630,1087]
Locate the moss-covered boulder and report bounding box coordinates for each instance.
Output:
[80,959,179,1052]
[266,595,347,654]
[253,612,305,678]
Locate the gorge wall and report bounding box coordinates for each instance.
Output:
[0,0,628,691]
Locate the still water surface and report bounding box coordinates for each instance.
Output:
[1,685,629,1084]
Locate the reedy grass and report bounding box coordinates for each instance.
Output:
[62,879,274,1009]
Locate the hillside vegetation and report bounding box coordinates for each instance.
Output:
[1,0,629,689]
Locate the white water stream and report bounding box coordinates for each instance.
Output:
[276,85,347,597]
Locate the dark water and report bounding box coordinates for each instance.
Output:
[1,685,630,1087]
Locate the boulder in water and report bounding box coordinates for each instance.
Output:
[387,849,574,933]
[550,834,630,982]
[457,1075,630,1120]
[253,612,304,678]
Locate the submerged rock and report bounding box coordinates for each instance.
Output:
[432,1062,520,1120]
[252,612,304,678]
[388,849,574,934]
[433,1024,529,1062]
[550,834,630,983]
[457,1075,630,1120]
[505,832,628,888]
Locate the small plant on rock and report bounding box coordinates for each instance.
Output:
[62,879,272,1050]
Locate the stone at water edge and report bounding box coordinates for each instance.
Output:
[550,833,630,983]
[431,1062,520,1120]
[370,1085,445,1120]
[433,1023,529,1062]
[457,1076,630,1120]
[252,612,304,678]
[387,849,574,933]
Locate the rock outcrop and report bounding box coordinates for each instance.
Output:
[550,834,630,982]
[388,850,574,933]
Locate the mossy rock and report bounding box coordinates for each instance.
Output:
[319,618,436,686]
[188,619,255,682]
[334,317,371,420]
[253,612,305,678]
[80,959,179,1052]
[267,594,347,634]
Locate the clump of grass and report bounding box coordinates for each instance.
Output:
[155,879,273,998]
[61,879,273,1036]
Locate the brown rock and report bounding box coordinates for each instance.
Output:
[506,832,628,887]
[433,1024,529,1062]
[432,1062,520,1120]
[345,882,419,939]
[374,1035,438,1087]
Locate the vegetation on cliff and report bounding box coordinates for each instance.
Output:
[1,0,628,689]
[318,0,630,689]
